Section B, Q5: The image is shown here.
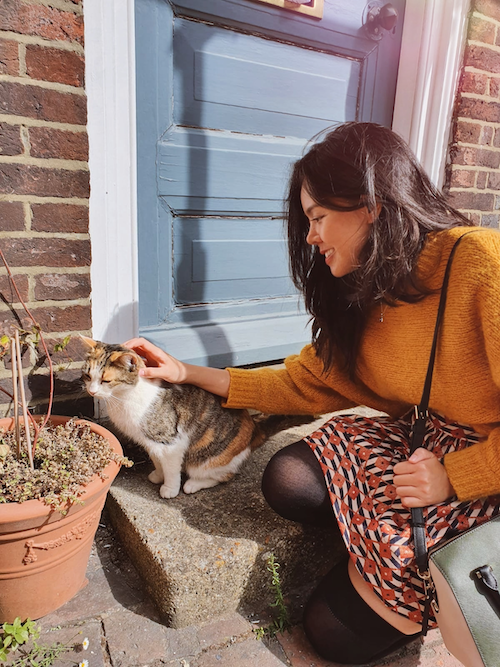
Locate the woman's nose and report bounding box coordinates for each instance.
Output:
[306,222,319,245]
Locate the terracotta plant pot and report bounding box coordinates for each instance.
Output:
[0,416,123,622]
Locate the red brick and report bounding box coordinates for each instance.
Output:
[494,128,500,148]
[0,302,90,336]
[34,304,91,333]
[0,238,90,268]
[449,169,476,187]
[0,122,23,156]
[0,0,84,46]
[468,15,496,44]
[44,335,87,364]
[467,211,482,225]
[480,125,494,145]
[461,70,488,95]
[487,171,500,189]
[0,163,89,198]
[474,0,500,23]
[451,145,500,169]
[1,341,32,370]
[0,81,87,125]
[25,45,85,87]
[0,38,18,75]
[464,44,500,74]
[29,127,88,161]
[454,121,481,144]
[490,78,500,99]
[31,203,88,233]
[0,200,25,230]
[0,367,87,406]
[447,190,495,210]
[476,171,488,188]
[481,213,499,227]
[457,96,500,123]
[0,272,29,303]
[34,272,90,300]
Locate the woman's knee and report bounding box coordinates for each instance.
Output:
[261,440,332,524]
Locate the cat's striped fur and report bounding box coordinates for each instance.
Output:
[81,338,313,498]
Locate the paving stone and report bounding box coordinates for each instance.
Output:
[5,621,104,667]
[103,608,176,666]
[190,636,287,666]
[195,613,253,650]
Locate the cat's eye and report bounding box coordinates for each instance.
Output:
[82,372,90,381]
[101,379,111,383]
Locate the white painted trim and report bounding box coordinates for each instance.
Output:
[84,0,139,343]
[392,0,471,186]
[84,0,470,341]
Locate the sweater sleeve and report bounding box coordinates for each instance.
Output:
[223,344,358,415]
[445,428,500,501]
[444,231,500,500]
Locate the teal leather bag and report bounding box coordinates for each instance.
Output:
[409,233,500,667]
[428,517,500,667]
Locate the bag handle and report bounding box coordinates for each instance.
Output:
[409,230,480,631]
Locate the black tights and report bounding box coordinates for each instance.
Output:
[261,441,421,664]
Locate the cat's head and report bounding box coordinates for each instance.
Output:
[81,337,146,400]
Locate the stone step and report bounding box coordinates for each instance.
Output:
[106,415,347,629]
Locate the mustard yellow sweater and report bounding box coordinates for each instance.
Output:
[225,227,500,502]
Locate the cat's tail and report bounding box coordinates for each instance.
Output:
[249,413,318,450]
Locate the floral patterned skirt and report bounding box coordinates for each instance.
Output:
[303,411,500,627]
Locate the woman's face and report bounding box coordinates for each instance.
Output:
[301,185,375,278]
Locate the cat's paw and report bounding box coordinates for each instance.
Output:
[183,478,219,494]
[159,482,181,499]
[148,469,164,484]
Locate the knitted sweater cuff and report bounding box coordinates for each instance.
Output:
[223,367,261,410]
[444,447,497,502]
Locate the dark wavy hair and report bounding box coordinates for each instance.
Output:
[286,122,471,375]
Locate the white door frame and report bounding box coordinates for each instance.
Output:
[84,0,471,343]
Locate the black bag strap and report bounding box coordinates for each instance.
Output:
[409,231,480,631]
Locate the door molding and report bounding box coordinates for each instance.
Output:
[84,0,471,343]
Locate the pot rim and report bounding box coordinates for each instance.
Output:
[0,416,123,523]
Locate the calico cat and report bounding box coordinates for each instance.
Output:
[81,338,313,498]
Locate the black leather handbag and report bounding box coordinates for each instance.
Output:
[410,232,500,667]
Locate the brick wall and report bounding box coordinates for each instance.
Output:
[0,0,91,417]
[446,0,500,227]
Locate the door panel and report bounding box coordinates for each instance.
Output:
[136,0,406,366]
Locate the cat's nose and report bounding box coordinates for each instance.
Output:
[87,388,97,396]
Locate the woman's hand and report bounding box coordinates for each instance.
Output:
[393,448,455,507]
[123,337,231,398]
[123,337,187,383]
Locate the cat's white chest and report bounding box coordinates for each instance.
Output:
[106,379,160,443]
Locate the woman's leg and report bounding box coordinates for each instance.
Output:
[347,560,421,635]
[261,437,422,662]
[261,440,335,526]
[303,559,421,664]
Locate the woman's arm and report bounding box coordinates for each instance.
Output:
[124,337,230,398]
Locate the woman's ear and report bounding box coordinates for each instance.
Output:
[366,201,382,224]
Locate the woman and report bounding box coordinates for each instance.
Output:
[126,122,500,664]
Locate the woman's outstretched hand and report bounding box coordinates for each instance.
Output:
[124,337,187,383]
[393,448,455,507]
[123,337,231,398]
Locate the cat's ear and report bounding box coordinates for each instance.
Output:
[79,335,98,349]
[109,351,145,371]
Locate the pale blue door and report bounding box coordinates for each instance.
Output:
[136,0,406,366]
